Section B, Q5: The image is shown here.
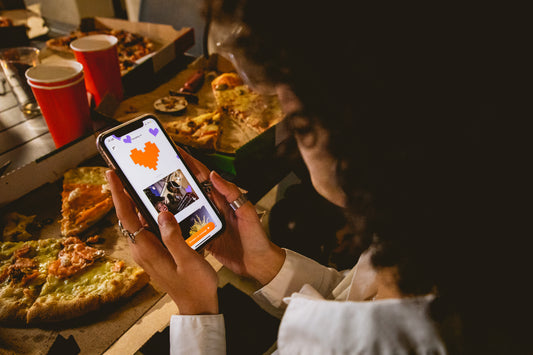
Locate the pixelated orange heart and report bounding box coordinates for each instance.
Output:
[129,141,160,170]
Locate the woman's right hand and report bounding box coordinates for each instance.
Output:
[206,170,285,286]
[176,147,285,286]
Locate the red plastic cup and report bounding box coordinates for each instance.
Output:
[26,61,92,148]
[70,34,124,107]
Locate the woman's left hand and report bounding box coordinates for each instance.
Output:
[106,170,219,315]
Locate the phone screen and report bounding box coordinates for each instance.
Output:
[98,115,224,250]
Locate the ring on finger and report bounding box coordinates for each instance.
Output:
[200,180,213,194]
[229,193,248,212]
[118,220,145,244]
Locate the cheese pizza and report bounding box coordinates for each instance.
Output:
[0,237,149,324]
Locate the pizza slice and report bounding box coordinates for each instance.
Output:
[0,239,62,323]
[0,237,149,324]
[60,167,114,237]
[211,72,284,134]
[164,111,222,150]
[26,237,149,323]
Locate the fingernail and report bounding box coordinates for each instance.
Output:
[158,211,175,227]
[210,170,223,183]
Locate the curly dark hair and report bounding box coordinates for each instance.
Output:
[205,0,529,352]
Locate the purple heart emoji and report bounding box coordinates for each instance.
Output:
[123,135,132,143]
[149,128,159,137]
[112,135,119,140]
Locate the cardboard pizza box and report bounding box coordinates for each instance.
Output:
[40,16,195,97]
[0,134,98,208]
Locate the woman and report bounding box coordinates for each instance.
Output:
[108,0,528,353]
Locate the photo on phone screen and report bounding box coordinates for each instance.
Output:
[97,114,224,250]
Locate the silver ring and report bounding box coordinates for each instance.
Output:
[229,193,248,212]
[200,180,213,194]
[118,220,145,244]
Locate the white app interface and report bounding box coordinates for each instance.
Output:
[104,118,222,248]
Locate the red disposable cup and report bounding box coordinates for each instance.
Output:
[70,34,124,106]
[26,61,92,148]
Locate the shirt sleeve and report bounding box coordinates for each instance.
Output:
[170,314,226,355]
[251,249,344,318]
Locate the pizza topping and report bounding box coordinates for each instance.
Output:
[48,237,104,279]
[86,235,101,244]
[0,243,41,286]
[13,244,32,258]
[67,187,81,202]
[60,167,114,237]
[112,260,125,272]
[10,258,39,285]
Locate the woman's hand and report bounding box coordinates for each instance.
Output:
[177,147,286,286]
[107,170,218,315]
[206,171,285,286]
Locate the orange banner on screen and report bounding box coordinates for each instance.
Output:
[186,222,215,247]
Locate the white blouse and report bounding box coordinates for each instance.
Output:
[170,249,447,354]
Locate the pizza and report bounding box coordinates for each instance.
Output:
[46,29,155,73]
[164,111,222,150]
[211,72,284,134]
[60,167,114,237]
[0,236,149,324]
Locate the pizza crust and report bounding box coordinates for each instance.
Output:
[26,261,149,323]
[0,285,36,323]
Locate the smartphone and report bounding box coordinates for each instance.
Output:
[97,114,225,250]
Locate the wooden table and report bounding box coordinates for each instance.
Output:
[0,70,56,177]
